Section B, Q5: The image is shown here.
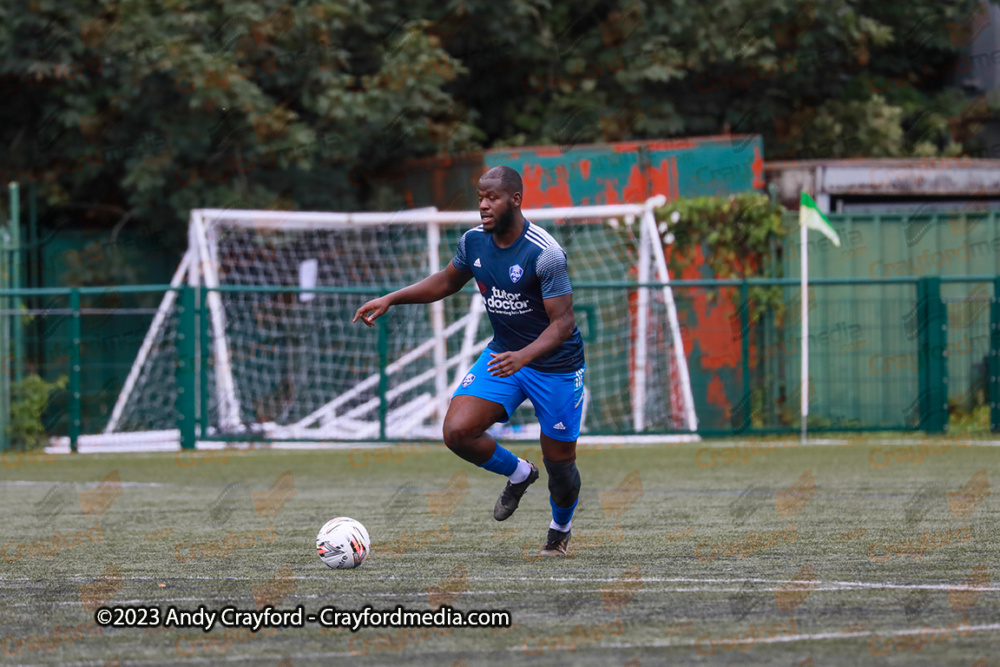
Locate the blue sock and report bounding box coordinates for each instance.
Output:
[479,444,519,477]
[550,496,579,528]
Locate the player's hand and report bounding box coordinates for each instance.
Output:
[487,351,527,378]
[353,297,391,327]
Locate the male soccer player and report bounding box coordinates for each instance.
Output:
[353,165,585,556]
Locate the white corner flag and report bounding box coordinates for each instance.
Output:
[798,191,840,445]
[800,191,840,247]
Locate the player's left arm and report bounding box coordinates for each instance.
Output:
[487,294,575,378]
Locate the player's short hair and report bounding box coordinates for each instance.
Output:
[481,165,523,197]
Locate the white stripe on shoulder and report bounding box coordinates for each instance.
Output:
[472,225,485,232]
[526,237,549,250]
[525,229,553,248]
[528,224,560,248]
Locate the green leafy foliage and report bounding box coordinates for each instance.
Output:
[654,192,786,317]
[7,374,68,451]
[0,0,985,289]
[655,193,784,279]
[949,404,990,433]
[441,0,981,158]
[0,0,478,284]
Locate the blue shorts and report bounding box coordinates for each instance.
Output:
[453,349,585,442]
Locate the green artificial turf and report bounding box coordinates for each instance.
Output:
[1,435,997,666]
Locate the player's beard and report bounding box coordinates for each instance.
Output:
[488,206,516,236]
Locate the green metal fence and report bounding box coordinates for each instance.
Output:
[0,285,173,452]
[1,183,21,452]
[4,274,1000,450]
[775,209,1000,434]
[677,275,996,436]
[782,211,1000,280]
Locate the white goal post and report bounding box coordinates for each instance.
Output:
[89,195,696,449]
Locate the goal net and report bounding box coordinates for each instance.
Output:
[96,197,696,447]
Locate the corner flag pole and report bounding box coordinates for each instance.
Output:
[800,211,808,445]
[798,191,841,445]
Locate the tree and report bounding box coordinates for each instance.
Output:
[434,0,984,158]
[0,0,479,283]
[0,0,987,289]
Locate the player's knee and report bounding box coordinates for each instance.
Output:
[544,457,581,508]
[442,419,480,452]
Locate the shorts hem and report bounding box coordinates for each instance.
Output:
[539,428,579,442]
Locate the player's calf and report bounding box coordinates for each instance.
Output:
[545,456,581,513]
[441,398,538,520]
[539,457,581,557]
[442,419,494,464]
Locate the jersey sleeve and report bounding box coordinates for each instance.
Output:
[536,245,573,299]
[451,231,472,273]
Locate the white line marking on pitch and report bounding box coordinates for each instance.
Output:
[593,621,1000,650]
[4,574,996,595]
[5,597,208,608]
[0,480,168,487]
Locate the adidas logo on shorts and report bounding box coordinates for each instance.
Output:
[553,422,566,430]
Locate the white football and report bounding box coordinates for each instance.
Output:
[316,517,371,569]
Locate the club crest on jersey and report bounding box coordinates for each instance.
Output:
[462,373,476,387]
[509,264,523,283]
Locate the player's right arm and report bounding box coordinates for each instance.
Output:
[352,261,472,327]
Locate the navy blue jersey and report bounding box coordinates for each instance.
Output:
[452,220,585,373]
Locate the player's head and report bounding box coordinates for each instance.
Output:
[477,166,523,235]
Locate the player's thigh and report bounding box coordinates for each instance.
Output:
[444,395,509,437]
[518,366,584,447]
[449,350,527,433]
